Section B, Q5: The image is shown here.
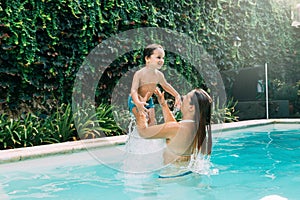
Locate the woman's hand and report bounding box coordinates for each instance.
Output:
[136,92,151,113]
[154,87,166,106]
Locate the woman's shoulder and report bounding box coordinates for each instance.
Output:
[163,121,182,131]
[165,121,180,125]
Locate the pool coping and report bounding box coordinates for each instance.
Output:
[0,118,299,164]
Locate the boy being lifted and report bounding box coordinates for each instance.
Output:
[128,44,181,126]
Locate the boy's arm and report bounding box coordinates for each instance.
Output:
[158,73,181,108]
[158,73,180,97]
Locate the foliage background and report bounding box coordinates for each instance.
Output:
[0,0,299,117]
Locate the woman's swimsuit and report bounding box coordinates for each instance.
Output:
[158,120,196,179]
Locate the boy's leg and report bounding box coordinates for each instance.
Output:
[132,107,156,126]
[128,95,140,122]
[147,107,157,126]
[131,107,139,120]
[132,107,145,125]
[128,95,156,125]
[144,97,156,126]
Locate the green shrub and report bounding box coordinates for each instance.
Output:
[0,103,124,149]
[212,98,239,124]
[74,103,124,139]
[0,113,58,149]
[270,79,298,102]
[43,103,77,142]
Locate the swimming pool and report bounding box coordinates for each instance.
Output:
[0,120,299,200]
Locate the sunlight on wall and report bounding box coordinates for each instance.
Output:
[291,3,300,27]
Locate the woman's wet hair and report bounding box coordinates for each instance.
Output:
[190,89,212,155]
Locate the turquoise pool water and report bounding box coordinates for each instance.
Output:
[1,124,300,200]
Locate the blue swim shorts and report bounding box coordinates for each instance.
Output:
[128,95,155,113]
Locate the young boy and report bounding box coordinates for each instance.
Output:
[128,44,181,126]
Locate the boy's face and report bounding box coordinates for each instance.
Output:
[145,48,165,69]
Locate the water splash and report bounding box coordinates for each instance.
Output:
[123,117,165,173]
[188,154,219,176]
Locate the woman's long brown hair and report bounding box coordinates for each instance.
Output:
[190,89,212,155]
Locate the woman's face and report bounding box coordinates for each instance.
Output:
[180,90,195,113]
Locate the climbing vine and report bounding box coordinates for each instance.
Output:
[0,0,298,114]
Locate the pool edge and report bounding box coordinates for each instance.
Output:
[0,135,127,164]
[0,119,299,164]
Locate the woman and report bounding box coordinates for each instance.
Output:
[137,88,212,165]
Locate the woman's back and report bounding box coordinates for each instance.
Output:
[163,121,196,164]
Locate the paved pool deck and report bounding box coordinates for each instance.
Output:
[0,119,299,164]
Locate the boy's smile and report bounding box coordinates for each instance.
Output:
[146,48,165,69]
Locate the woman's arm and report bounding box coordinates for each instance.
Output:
[137,117,180,139]
[137,88,180,139]
[154,88,176,123]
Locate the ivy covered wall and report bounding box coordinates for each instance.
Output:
[221,0,298,71]
[0,0,298,114]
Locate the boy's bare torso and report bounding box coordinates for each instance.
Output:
[137,68,162,98]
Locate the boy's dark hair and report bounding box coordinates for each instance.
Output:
[143,44,164,61]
